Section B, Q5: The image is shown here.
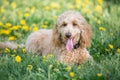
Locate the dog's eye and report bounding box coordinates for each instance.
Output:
[73,23,77,26]
[62,23,67,27]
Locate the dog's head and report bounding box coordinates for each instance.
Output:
[53,11,91,50]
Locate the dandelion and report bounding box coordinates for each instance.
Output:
[94,5,102,13]
[15,55,21,63]
[20,20,26,25]
[97,0,103,4]
[0,22,3,26]
[44,6,50,10]
[10,26,20,30]
[48,54,54,57]
[69,72,75,77]
[1,7,5,13]
[97,73,102,77]
[4,48,10,53]
[41,24,47,29]
[33,26,38,32]
[99,27,106,31]
[65,66,71,71]
[117,48,120,53]
[22,25,29,31]
[8,36,16,41]
[13,50,16,53]
[27,65,33,71]
[24,13,30,18]
[22,48,26,53]
[4,22,12,28]
[108,44,113,49]
[97,20,101,24]
[42,55,46,61]
[0,30,11,35]
[11,2,16,9]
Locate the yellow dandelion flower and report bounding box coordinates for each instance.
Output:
[108,44,113,49]
[97,20,101,24]
[69,72,75,77]
[42,55,46,61]
[4,48,10,53]
[97,0,103,4]
[99,27,106,31]
[48,54,54,57]
[15,55,21,63]
[94,5,102,13]
[24,13,30,18]
[20,20,26,25]
[10,26,20,30]
[117,48,120,53]
[0,22,3,26]
[0,30,11,35]
[27,65,33,71]
[22,48,26,53]
[4,22,12,28]
[33,26,38,32]
[50,2,60,9]
[65,66,71,71]
[1,7,5,13]
[41,25,47,29]
[97,73,102,77]
[11,2,16,9]
[44,6,50,10]
[13,50,16,53]
[8,36,16,41]
[22,25,29,31]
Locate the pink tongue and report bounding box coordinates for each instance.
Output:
[66,39,73,51]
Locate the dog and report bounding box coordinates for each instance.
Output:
[26,11,92,65]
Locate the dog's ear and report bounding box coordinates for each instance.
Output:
[52,24,61,47]
[80,23,92,48]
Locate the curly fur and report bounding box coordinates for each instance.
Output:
[26,11,92,65]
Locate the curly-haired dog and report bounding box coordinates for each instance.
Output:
[26,11,92,65]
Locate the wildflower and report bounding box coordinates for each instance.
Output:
[108,44,113,49]
[48,54,54,57]
[50,2,60,9]
[24,13,30,18]
[8,36,16,41]
[0,30,11,35]
[10,26,20,30]
[4,22,12,28]
[1,7,5,13]
[20,20,26,25]
[22,25,29,31]
[11,2,16,9]
[13,50,16,53]
[4,48,10,53]
[94,5,102,13]
[0,22,3,26]
[99,27,106,31]
[45,21,48,25]
[97,73,102,77]
[41,24,47,29]
[44,6,50,10]
[42,55,46,61]
[22,48,26,53]
[65,66,71,71]
[27,65,33,71]
[97,0,103,4]
[69,72,75,77]
[33,26,38,32]
[117,48,120,53]
[15,55,21,63]
[97,20,101,24]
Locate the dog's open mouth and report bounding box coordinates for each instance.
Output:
[66,39,73,51]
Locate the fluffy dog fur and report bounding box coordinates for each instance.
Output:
[26,11,92,65]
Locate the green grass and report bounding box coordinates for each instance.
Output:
[0,0,120,80]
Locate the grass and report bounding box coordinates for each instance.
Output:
[0,0,120,80]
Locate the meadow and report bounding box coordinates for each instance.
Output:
[0,0,120,80]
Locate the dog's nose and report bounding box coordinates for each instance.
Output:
[65,32,71,38]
